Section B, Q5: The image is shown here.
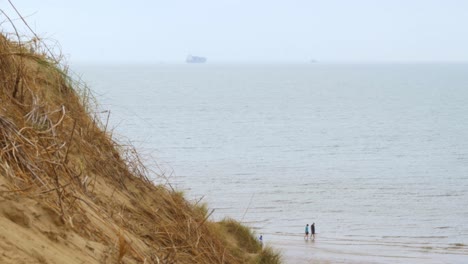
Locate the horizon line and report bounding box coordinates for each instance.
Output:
[69,59,468,65]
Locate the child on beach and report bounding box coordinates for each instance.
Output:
[304,224,309,240]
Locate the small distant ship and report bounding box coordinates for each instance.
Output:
[186,55,207,63]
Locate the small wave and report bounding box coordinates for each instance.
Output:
[233,173,254,176]
[450,243,466,247]
[382,235,449,239]
[417,194,463,197]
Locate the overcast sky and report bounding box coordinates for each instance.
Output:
[2,0,468,63]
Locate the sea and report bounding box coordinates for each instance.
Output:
[74,63,468,263]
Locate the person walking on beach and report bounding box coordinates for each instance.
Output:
[311,223,316,240]
[259,234,263,248]
[304,224,309,240]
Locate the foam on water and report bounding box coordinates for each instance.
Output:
[76,63,468,263]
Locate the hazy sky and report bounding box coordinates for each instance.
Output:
[2,0,468,63]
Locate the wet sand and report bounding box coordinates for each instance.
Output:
[265,233,468,264]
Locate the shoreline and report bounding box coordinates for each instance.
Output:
[263,233,468,264]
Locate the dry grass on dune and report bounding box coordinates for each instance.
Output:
[219,219,281,264]
[0,8,280,264]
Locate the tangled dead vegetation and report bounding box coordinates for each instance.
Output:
[0,5,280,264]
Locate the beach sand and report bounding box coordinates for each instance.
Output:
[265,234,468,264]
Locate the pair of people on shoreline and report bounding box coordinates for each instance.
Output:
[304,223,315,240]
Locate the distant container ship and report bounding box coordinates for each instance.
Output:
[186,55,207,63]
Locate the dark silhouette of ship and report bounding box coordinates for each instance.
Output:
[186,55,207,63]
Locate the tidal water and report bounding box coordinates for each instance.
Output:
[75,63,468,263]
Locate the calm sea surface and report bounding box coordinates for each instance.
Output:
[75,63,468,263]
